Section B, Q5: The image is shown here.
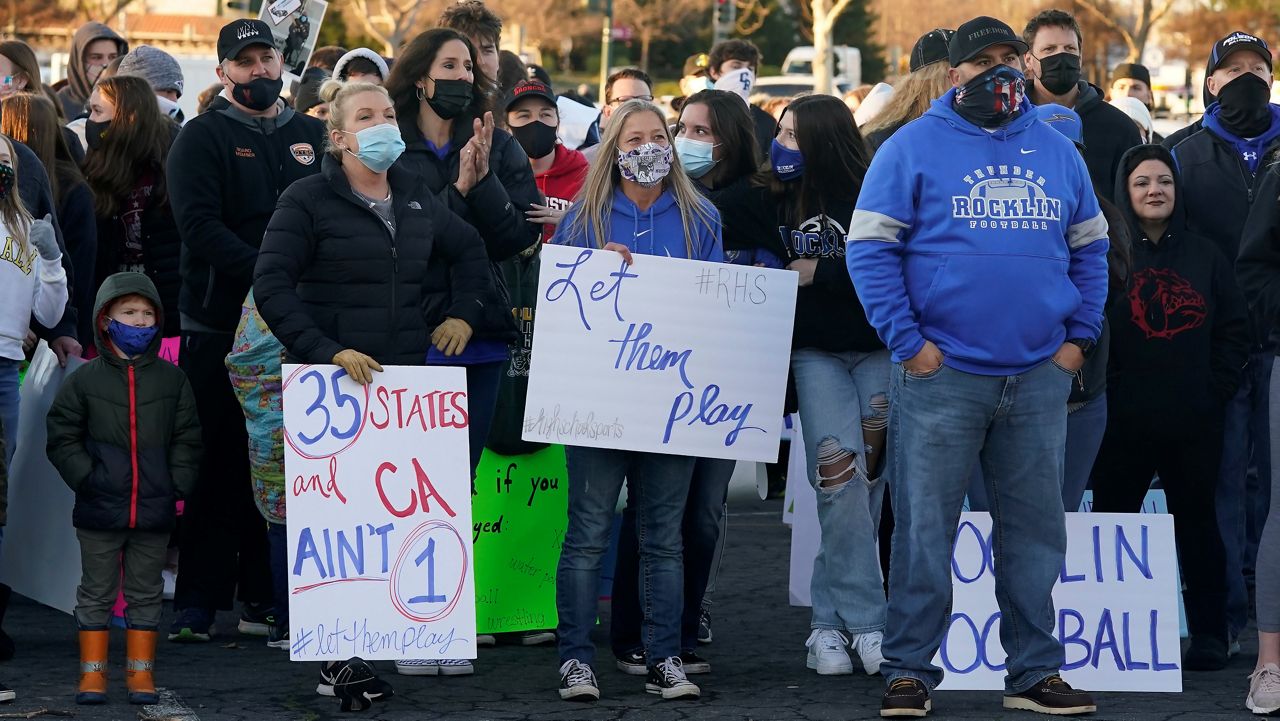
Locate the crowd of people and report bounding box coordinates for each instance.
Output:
[0,0,1276,717]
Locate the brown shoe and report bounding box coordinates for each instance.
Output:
[1003,675,1096,715]
[881,677,930,717]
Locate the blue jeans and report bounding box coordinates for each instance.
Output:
[792,348,890,633]
[1221,352,1273,638]
[557,447,694,666]
[0,359,19,466]
[883,360,1072,693]
[465,361,505,479]
[610,456,735,655]
[967,392,1106,513]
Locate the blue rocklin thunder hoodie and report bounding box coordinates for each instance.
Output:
[846,89,1110,376]
[554,187,723,262]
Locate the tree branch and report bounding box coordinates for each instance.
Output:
[1074,0,1139,58]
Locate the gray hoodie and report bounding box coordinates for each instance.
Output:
[55,22,127,120]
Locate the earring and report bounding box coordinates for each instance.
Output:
[416,85,427,101]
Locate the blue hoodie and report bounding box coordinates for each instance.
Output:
[553,187,723,262]
[1200,102,1280,174]
[846,89,1109,376]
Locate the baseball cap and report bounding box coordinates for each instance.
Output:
[218,19,276,63]
[911,29,954,73]
[683,53,710,78]
[1110,62,1152,88]
[1209,31,1272,73]
[948,16,1028,67]
[1034,103,1084,149]
[503,79,556,113]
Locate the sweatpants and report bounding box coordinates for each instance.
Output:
[76,528,169,629]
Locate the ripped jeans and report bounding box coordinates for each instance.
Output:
[792,348,891,634]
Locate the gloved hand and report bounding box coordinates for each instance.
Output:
[431,317,473,357]
[29,214,59,261]
[332,349,383,385]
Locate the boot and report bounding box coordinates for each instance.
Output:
[76,629,108,705]
[125,629,158,705]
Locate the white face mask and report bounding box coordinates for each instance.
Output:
[155,95,182,120]
[714,68,755,104]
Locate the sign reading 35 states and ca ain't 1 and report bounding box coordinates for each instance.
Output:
[523,244,799,462]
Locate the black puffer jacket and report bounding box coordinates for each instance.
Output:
[254,154,495,366]
[46,272,201,532]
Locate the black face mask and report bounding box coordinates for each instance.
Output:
[84,118,109,151]
[1034,52,1081,96]
[1217,72,1273,137]
[426,78,473,120]
[511,120,558,159]
[230,76,283,112]
[953,64,1027,128]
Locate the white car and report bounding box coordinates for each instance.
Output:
[752,75,852,99]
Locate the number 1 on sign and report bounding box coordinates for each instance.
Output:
[408,537,447,604]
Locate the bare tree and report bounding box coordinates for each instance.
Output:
[802,0,856,93]
[73,0,139,23]
[344,0,444,56]
[735,0,771,35]
[1072,0,1178,62]
[612,0,702,72]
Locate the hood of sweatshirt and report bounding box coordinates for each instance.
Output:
[1070,81,1104,115]
[1200,102,1280,173]
[923,87,1040,139]
[93,271,164,363]
[1113,144,1192,249]
[217,93,296,135]
[66,23,127,109]
[542,144,589,184]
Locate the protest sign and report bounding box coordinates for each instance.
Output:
[284,364,475,662]
[259,0,328,77]
[0,343,86,613]
[472,445,567,634]
[935,512,1181,692]
[523,244,797,462]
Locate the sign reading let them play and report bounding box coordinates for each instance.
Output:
[283,364,476,662]
[523,244,798,462]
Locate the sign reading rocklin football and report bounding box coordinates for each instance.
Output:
[283,364,476,662]
[522,244,798,462]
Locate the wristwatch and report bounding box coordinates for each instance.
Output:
[1066,338,1095,355]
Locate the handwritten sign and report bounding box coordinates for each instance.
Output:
[283,364,475,662]
[936,512,1182,692]
[472,446,567,633]
[523,244,797,462]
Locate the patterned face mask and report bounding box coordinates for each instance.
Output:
[616,143,672,187]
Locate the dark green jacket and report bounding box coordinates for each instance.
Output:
[47,272,201,531]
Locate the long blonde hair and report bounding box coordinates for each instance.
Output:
[0,135,32,254]
[860,63,951,137]
[567,100,718,257]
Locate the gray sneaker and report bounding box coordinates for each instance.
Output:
[1248,663,1280,715]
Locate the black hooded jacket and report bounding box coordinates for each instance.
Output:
[1107,144,1249,439]
[254,154,495,366]
[56,23,127,120]
[1073,81,1145,194]
[1236,165,1280,352]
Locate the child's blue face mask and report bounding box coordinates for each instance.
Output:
[107,320,158,357]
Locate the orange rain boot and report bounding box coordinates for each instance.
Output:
[125,629,159,705]
[76,629,108,705]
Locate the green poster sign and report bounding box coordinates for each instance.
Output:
[472,445,567,634]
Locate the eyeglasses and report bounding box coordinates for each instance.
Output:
[608,95,654,106]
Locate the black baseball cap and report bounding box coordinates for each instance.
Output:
[1209,31,1272,73]
[504,79,556,113]
[911,29,954,72]
[948,16,1028,67]
[1111,62,1152,88]
[218,19,276,63]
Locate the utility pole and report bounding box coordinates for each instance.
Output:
[598,0,613,105]
[713,0,735,44]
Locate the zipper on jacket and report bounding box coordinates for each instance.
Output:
[127,363,140,530]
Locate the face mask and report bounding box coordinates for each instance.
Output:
[1216,72,1273,137]
[425,78,473,120]
[156,95,182,120]
[230,75,283,112]
[770,138,804,180]
[85,118,109,151]
[1034,52,1081,96]
[714,67,755,104]
[953,64,1026,128]
[675,136,718,179]
[107,319,158,357]
[340,123,406,173]
[511,120,558,159]
[616,143,672,186]
[0,164,14,201]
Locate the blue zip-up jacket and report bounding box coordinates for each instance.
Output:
[553,187,724,262]
[1200,103,1280,175]
[846,89,1109,376]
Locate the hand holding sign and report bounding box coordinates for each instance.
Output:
[332,349,383,386]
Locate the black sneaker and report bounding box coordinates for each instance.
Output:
[558,659,599,701]
[679,650,710,674]
[697,607,712,645]
[1184,635,1229,671]
[266,624,289,650]
[615,649,646,675]
[645,657,700,700]
[238,602,274,636]
[1003,675,1096,715]
[881,677,930,718]
[167,607,213,643]
[317,658,393,707]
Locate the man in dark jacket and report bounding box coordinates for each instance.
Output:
[165,18,325,643]
[55,23,127,120]
[1169,30,1280,653]
[1023,9,1142,193]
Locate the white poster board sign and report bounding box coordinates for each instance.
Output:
[284,364,476,662]
[935,512,1182,692]
[523,244,797,462]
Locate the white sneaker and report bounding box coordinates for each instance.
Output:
[805,629,853,675]
[477,635,497,647]
[1248,663,1280,714]
[394,659,474,676]
[851,631,884,675]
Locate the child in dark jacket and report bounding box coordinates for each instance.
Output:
[46,272,200,706]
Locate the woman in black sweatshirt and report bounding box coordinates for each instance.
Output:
[1093,143,1249,671]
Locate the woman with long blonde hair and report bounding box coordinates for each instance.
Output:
[861,29,954,152]
[551,99,720,703]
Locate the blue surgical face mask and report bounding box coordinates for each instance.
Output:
[340,123,406,173]
[770,138,804,180]
[675,136,719,179]
[107,319,158,357]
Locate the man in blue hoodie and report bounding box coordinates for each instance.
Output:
[846,16,1108,719]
